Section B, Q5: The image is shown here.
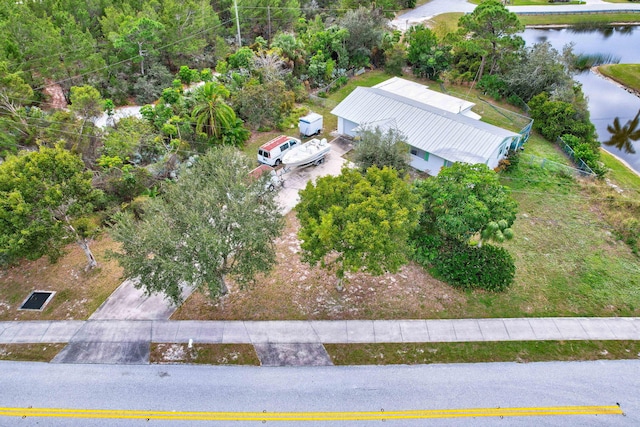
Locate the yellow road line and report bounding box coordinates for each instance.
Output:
[0,405,623,421]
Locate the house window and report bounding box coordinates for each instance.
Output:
[424,152,430,161]
[443,160,452,167]
[410,148,418,156]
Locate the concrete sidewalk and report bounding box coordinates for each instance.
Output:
[2,317,639,345]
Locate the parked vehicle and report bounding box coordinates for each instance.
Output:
[298,112,323,137]
[257,135,301,166]
[249,164,284,192]
[282,138,330,168]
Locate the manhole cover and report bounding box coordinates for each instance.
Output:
[19,291,55,311]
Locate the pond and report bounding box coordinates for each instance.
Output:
[521,26,640,174]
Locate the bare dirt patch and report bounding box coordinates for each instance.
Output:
[173,213,466,321]
[150,343,260,365]
[0,236,124,320]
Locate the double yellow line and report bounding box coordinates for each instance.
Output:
[0,405,623,421]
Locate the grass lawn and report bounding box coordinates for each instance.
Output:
[428,11,640,29]
[598,64,640,94]
[518,13,640,26]
[0,344,65,362]
[0,235,124,321]
[327,341,640,365]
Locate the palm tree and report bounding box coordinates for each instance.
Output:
[604,110,640,155]
[191,82,236,142]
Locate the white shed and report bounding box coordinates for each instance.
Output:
[298,112,323,137]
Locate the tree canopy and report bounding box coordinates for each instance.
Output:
[110,147,284,304]
[414,163,517,245]
[296,166,421,289]
[0,144,102,269]
[457,0,524,80]
[353,126,411,173]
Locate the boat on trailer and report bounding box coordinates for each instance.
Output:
[282,138,330,168]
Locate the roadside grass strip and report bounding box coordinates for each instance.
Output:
[0,405,623,421]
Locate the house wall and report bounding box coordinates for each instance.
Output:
[337,117,359,137]
[486,136,519,169]
[409,147,446,175]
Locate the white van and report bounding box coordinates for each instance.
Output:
[257,135,301,166]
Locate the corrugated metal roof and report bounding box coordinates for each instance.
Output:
[373,77,476,116]
[331,87,519,164]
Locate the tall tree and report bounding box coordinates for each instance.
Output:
[338,7,387,68]
[414,163,517,246]
[234,79,294,130]
[406,24,451,80]
[110,147,284,304]
[353,126,410,173]
[457,0,523,81]
[0,144,102,269]
[237,0,301,42]
[111,17,165,75]
[69,85,103,136]
[297,166,421,290]
[191,82,236,141]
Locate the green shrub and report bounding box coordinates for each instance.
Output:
[477,74,507,100]
[434,240,516,292]
[411,233,442,265]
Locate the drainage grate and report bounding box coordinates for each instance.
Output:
[19,291,55,311]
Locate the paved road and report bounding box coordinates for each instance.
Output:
[0,359,637,426]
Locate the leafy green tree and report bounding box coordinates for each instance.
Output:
[338,7,387,68]
[271,33,306,75]
[0,62,34,154]
[297,166,421,290]
[406,24,451,80]
[237,0,301,42]
[501,41,574,103]
[414,163,517,246]
[384,42,406,76]
[457,0,523,80]
[110,147,284,304]
[353,126,410,173]
[234,79,294,130]
[191,82,236,141]
[0,144,102,269]
[528,92,596,143]
[111,17,165,75]
[69,85,103,136]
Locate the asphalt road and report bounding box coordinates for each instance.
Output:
[1,360,638,426]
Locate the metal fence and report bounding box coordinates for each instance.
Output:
[520,153,596,179]
[556,136,597,177]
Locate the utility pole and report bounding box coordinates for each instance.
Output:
[267,5,271,42]
[233,0,242,47]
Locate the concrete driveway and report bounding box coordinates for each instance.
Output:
[275,137,353,215]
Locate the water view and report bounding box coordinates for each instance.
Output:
[521,26,640,174]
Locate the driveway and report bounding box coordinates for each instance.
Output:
[275,137,353,215]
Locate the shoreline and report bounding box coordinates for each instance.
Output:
[589,67,640,178]
[591,65,640,99]
[525,22,640,30]
[600,148,640,179]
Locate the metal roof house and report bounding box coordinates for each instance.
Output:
[330,78,526,175]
